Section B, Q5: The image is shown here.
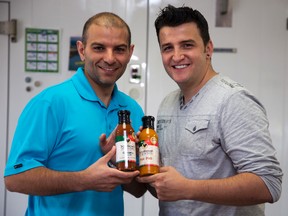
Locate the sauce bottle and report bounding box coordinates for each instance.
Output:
[115,110,137,171]
[139,116,159,176]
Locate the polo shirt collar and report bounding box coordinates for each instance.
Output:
[72,67,128,108]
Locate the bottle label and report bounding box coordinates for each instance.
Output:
[116,133,136,163]
[139,138,159,166]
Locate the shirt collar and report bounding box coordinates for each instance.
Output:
[72,67,128,108]
[179,92,199,110]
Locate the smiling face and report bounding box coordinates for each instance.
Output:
[77,23,133,91]
[159,22,213,91]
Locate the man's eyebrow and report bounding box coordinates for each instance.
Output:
[161,39,196,47]
[181,39,195,43]
[90,42,128,48]
[160,42,172,48]
[90,42,103,46]
[115,44,129,48]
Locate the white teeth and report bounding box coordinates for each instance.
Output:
[174,65,187,69]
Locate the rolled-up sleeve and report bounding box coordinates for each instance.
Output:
[220,91,283,202]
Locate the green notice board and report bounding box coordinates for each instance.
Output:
[25,28,59,73]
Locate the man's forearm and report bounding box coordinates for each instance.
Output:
[185,173,273,205]
[5,167,84,196]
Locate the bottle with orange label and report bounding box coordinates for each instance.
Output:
[115,110,137,171]
[138,116,159,176]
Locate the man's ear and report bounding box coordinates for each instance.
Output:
[205,40,214,58]
[76,40,85,61]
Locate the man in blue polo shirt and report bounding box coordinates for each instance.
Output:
[4,12,146,216]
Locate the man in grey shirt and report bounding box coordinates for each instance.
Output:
[137,5,282,216]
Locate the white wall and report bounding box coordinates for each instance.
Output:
[1,0,288,215]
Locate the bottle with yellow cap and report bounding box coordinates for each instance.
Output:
[139,116,159,176]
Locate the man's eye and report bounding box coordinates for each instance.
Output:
[183,43,193,48]
[115,47,126,53]
[93,46,104,51]
[162,46,172,52]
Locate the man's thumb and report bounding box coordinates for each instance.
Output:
[103,146,116,162]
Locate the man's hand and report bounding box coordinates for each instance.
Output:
[83,146,140,192]
[99,128,116,163]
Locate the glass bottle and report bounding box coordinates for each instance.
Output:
[115,110,137,171]
[139,116,159,176]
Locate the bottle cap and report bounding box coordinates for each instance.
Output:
[118,110,131,124]
[142,116,155,129]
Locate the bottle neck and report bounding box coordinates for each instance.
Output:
[119,119,131,124]
[118,110,131,124]
[142,116,155,129]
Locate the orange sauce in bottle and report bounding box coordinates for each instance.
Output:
[115,110,137,171]
[139,116,159,176]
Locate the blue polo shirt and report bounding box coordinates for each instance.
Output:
[4,67,144,216]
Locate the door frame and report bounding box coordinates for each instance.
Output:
[0,1,10,215]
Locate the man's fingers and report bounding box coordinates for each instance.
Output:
[102,146,116,163]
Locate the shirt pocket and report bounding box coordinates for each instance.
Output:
[180,118,210,157]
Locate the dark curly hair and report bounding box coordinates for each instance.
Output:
[154,4,210,46]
